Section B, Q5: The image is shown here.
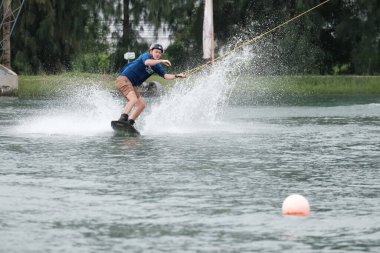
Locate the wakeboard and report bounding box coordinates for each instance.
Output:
[111,120,140,136]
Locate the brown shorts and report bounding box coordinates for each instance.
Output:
[115,76,141,98]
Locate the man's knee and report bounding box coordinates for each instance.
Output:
[129,97,138,104]
[127,93,138,104]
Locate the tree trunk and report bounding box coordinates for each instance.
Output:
[123,0,130,45]
[2,0,11,68]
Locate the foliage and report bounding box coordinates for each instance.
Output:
[72,52,111,74]
[11,0,113,74]
[7,0,380,75]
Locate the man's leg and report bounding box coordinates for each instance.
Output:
[129,96,146,121]
[123,91,138,114]
[116,76,137,121]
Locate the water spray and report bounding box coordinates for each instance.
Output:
[184,0,331,78]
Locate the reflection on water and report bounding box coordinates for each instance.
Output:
[0,96,379,252]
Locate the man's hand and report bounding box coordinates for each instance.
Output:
[175,73,187,78]
[160,60,172,67]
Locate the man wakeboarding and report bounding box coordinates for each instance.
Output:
[114,43,186,131]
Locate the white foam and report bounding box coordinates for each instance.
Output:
[12,46,256,137]
[142,48,252,135]
[13,85,120,136]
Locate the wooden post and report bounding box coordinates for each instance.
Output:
[2,0,12,69]
[203,0,214,61]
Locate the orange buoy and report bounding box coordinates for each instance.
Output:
[282,194,310,217]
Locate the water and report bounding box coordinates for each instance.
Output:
[1,89,379,252]
[0,49,379,252]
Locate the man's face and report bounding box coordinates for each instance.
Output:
[151,49,162,60]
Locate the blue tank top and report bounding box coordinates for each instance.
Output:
[119,52,166,86]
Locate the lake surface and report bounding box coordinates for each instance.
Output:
[0,92,379,252]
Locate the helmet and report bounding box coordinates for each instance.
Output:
[149,43,164,53]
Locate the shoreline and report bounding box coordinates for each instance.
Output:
[12,73,380,97]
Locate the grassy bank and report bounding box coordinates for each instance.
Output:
[237,75,380,96]
[17,72,174,96]
[16,73,380,97]
[18,73,116,96]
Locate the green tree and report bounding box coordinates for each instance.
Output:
[12,0,113,74]
[348,0,380,74]
[10,0,380,75]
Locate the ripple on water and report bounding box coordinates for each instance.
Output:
[1,97,380,252]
